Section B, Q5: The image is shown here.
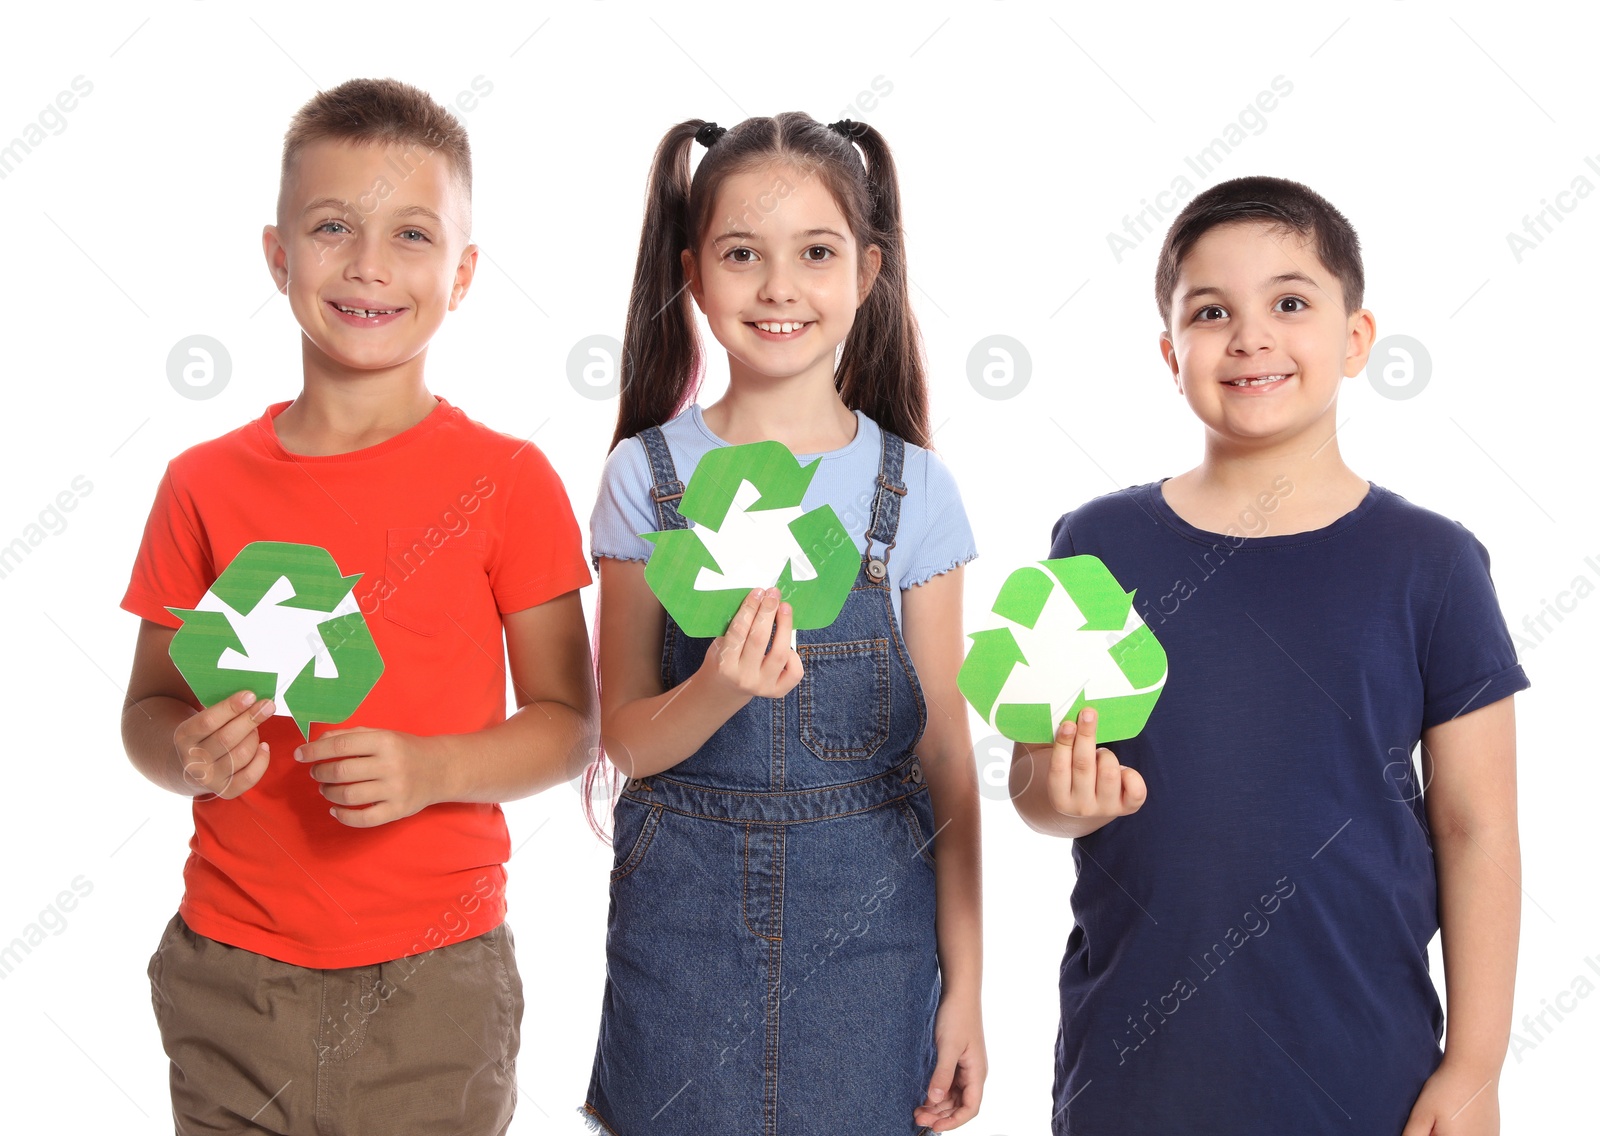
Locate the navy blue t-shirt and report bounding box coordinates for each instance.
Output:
[1046,480,1529,1136]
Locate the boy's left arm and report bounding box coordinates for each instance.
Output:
[903,567,987,1132]
[296,591,598,826]
[1403,696,1520,1136]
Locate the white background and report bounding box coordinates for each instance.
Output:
[1,1,1594,1131]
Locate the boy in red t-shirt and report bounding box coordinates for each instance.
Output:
[119,78,595,1133]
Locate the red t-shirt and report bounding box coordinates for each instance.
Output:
[121,398,591,968]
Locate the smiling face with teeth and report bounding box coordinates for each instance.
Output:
[1159,220,1374,454]
[263,138,477,387]
[682,162,881,396]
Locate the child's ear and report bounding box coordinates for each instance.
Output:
[1159,330,1183,393]
[1342,308,1377,378]
[680,248,705,312]
[262,225,289,293]
[856,244,883,306]
[449,244,479,311]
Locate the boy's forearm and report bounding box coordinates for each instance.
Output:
[121,696,205,797]
[433,698,598,804]
[1434,818,1521,1073]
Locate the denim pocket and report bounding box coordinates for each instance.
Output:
[610,800,665,883]
[898,792,939,870]
[797,637,891,760]
[381,527,490,636]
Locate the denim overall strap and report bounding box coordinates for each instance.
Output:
[863,428,908,583]
[639,426,688,532]
[640,426,689,689]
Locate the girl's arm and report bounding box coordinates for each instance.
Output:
[1401,696,1520,1136]
[596,558,802,779]
[902,567,987,1130]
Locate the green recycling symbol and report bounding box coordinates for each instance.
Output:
[643,441,859,637]
[167,541,385,737]
[958,556,1168,744]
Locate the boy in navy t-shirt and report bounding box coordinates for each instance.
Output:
[1010,176,1528,1135]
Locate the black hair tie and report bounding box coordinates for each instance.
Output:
[695,121,727,147]
[829,119,860,139]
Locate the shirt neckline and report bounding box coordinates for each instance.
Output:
[688,403,873,461]
[255,396,454,462]
[1146,477,1387,548]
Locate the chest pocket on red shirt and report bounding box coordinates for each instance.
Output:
[382,527,491,636]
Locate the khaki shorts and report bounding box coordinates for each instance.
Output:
[147,913,524,1135]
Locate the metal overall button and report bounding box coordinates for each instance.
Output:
[906,758,924,784]
[866,557,887,580]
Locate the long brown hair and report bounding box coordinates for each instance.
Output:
[610,113,930,451]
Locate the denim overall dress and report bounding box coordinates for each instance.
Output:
[583,425,941,1136]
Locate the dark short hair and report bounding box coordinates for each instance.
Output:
[1155,175,1363,328]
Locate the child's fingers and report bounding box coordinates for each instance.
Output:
[719,588,762,651]
[318,778,383,808]
[927,1076,982,1129]
[1120,766,1148,814]
[329,801,390,828]
[179,691,267,748]
[216,743,270,799]
[186,723,266,792]
[771,598,793,652]
[295,729,377,765]
[739,588,781,667]
[1095,747,1123,810]
[1053,716,1083,774]
[1045,719,1080,814]
[1053,716,1088,785]
[924,1051,958,1109]
[1071,707,1099,783]
[775,642,805,694]
[951,1073,985,1123]
[198,699,275,762]
[761,602,795,678]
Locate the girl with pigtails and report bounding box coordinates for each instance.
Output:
[581,114,986,1134]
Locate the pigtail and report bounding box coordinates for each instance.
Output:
[834,123,931,450]
[610,120,707,451]
[591,120,709,838]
